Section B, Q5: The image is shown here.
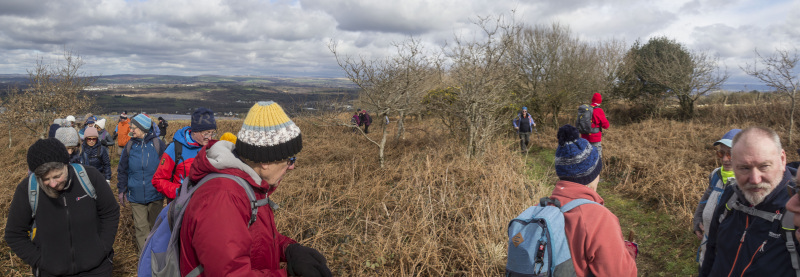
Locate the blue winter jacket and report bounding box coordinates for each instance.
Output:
[117,132,165,204]
[701,168,799,276]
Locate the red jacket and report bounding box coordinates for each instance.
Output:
[179,140,297,276]
[550,180,637,277]
[580,93,609,143]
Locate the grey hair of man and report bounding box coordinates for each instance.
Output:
[731,126,782,152]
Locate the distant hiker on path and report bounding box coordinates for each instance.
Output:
[4,138,119,276]
[117,114,166,252]
[513,106,536,153]
[351,110,361,133]
[579,92,609,157]
[546,125,636,276]
[700,126,800,276]
[692,128,740,265]
[179,101,332,276]
[360,109,372,134]
[152,108,217,200]
[157,116,169,141]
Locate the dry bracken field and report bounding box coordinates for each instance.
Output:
[1,101,798,276]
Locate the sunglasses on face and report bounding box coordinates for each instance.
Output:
[716,149,731,159]
[86,138,98,142]
[288,157,296,166]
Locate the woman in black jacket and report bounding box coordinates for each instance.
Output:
[4,138,120,276]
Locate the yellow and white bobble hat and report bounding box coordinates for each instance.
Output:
[235,101,302,163]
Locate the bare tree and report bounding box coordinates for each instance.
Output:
[507,23,625,126]
[742,48,800,143]
[443,15,517,157]
[1,49,96,139]
[330,38,437,167]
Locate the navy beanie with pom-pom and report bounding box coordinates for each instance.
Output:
[555,124,602,185]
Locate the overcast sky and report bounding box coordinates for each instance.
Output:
[0,0,797,86]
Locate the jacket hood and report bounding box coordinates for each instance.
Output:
[732,168,794,209]
[592,93,602,106]
[172,126,202,149]
[550,180,605,206]
[189,140,273,193]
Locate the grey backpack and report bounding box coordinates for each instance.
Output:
[575,104,599,134]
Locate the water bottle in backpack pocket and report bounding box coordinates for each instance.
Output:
[506,197,599,276]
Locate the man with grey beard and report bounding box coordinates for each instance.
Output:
[700,126,800,276]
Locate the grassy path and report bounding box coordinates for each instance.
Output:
[525,147,698,276]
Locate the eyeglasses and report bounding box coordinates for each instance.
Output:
[85,138,98,142]
[288,157,296,166]
[198,130,216,139]
[716,150,731,159]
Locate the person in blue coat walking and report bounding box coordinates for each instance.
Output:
[117,114,166,251]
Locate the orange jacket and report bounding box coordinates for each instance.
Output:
[549,180,637,277]
[116,119,131,146]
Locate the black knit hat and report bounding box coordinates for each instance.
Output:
[27,138,69,172]
[191,107,217,132]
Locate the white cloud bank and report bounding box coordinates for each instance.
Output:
[0,0,796,85]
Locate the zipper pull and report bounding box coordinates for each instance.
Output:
[740,230,747,242]
[760,240,767,252]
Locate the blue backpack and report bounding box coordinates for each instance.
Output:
[506,197,599,276]
[137,173,276,277]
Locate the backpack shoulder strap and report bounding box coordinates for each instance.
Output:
[71,163,96,199]
[560,198,600,213]
[152,137,162,156]
[28,173,39,218]
[725,194,783,222]
[170,142,183,183]
[124,141,132,156]
[194,173,272,227]
[781,210,800,277]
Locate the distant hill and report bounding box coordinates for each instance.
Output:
[0,74,359,115]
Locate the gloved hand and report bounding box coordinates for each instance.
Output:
[285,244,332,277]
[118,192,128,207]
[624,240,638,259]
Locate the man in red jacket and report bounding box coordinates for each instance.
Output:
[179,101,331,276]
[550,124,637,276]
[580,92,610,157]
[152,108,216,200]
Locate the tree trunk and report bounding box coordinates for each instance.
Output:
[396,110,405,140]
[790,93,796,145]
[379,122,387,168]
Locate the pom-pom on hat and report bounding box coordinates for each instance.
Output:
[131,114,152,132]
[27,138,69,172]
[235,101,302,163]
[191,107,217,132]
[714,129,742,148]
[55,127,80,147]
[220,132,237,144]
[555,124,602,186]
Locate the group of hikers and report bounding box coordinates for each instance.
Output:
[351,108,372,134]
[4,103,333,276]
[7,90,800,276]
[505,91,800,276]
